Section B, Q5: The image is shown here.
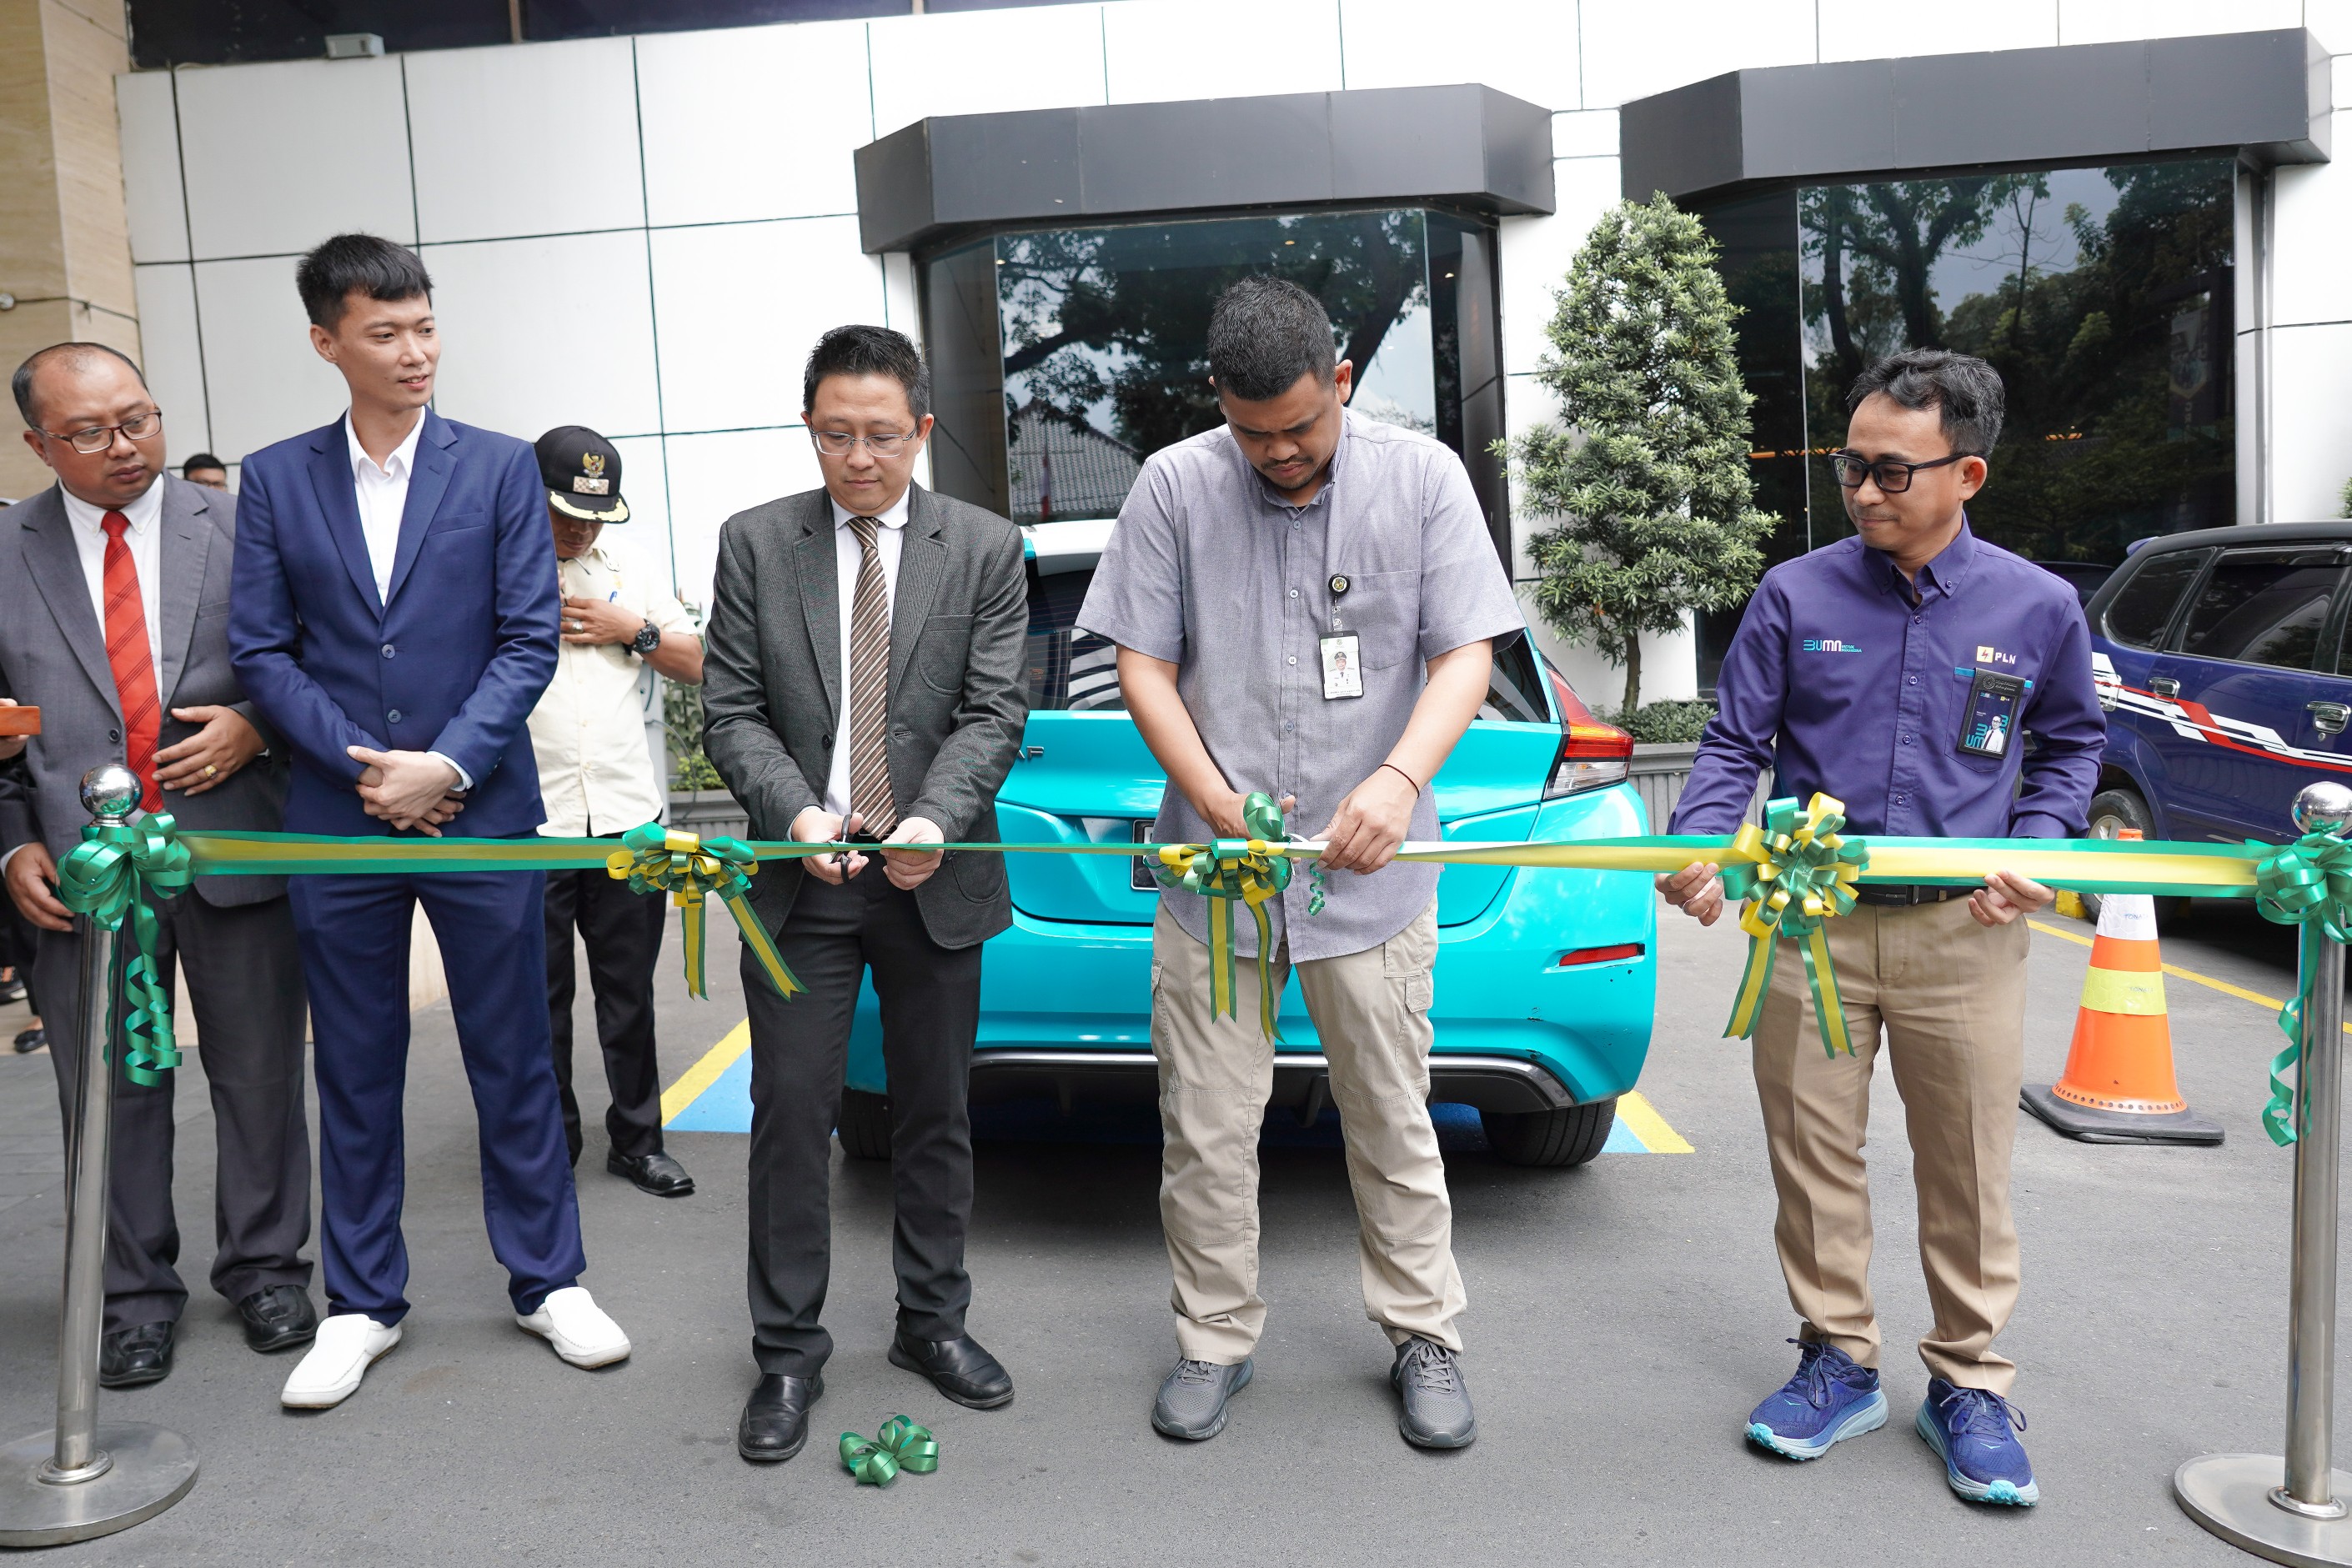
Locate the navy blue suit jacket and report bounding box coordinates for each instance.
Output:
[228,409,559,838]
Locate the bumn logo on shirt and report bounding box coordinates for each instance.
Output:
[1803,638,1861,653]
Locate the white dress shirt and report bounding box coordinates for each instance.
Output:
[344,410,470,789]
[526,542,695,837]
[58,477,165,673]
[824,488,909,819]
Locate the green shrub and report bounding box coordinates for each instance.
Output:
[1610,699,1717,745]
[663,679,724,792]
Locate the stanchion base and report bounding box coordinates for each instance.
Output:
[0,1423,197,1548]
[2177,1453,2352,1566]
[2023,1085,2225,1145]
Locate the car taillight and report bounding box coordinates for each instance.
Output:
[1542,664,1632,799]
[1557,943,1645,966]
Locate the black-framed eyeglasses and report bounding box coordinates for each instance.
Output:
[810,428,915,458]
[1828,449,1977,493]
[38,408,163,454]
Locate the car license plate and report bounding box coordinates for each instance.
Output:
[1131,819,1158,891]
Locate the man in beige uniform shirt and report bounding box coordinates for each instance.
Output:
[526,426,703,1197]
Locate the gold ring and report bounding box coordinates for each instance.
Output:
[203,764,217,779]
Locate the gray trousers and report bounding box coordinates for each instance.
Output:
[33,891,313,1331]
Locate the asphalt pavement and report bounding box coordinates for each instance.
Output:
[0,892,2339,1565]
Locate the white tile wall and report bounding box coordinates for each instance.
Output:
[650,218,884,434]
[869,5,1108,137]
[174,57,414,261]
[133,264,209,459]
[2312,0,2352,54]
[1578,0,1815,109]
[405,38,644,244]
[1339,0,1580,110]
[2267,322,2352,521]
[2271,149,2352,328]
[881,251,922,345]
[2059,0,2302,47]
[663,427,825,612]
[635,22,872,228]
[1816,0,2057,63]
[116,72,187,264]
[603,435,676,600]
[425,231,663,441]
[191,254,351,462]
[1499,156,1621,379]
[1103,0,1341,104]
[1552,110,1617,160]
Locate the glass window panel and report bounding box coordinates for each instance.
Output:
[2179,550,2343,669]
[2101,549,2205,649]
[1024,554,1124,714]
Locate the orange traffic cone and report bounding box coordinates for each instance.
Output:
[2022,832,2222,1145]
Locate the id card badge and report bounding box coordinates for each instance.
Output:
[1958,670,2027,759]
[1320,634,1363,699]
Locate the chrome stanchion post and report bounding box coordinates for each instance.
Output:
[2176,781,2352,1566]
[0,766,197,1547]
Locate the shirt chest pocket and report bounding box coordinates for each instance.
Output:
[1337,569,1418,671]
[1948,664,2033,773]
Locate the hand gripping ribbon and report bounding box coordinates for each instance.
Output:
[1155,792,1291,1040]
[606,824,803,1001]
[57,813,195,1085]
[2251,828,2352,1146]
[1719,794,1868,1059]
[838,1414,938,1485]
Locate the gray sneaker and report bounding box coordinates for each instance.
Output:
[1391,1336,1477,1449]
[1151,1355,1253,1440]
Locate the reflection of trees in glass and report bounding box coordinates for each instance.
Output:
[1799,162,2233,564]
[996,210,1428,462]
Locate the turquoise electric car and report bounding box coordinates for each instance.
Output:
[837,518,1659,1168]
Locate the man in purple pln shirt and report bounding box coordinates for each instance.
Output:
[1661,350,2104,1507]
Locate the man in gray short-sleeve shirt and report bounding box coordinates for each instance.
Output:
[1079,278,1522,1452]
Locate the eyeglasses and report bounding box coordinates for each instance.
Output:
[39,409,163,454]
[810,428,916,458]
[1827,450,1977,493]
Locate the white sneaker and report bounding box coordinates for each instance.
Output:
[280,1315,400,1409]
[515,1286,630,1368]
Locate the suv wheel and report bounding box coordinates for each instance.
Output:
[1480,1098,1617,1168]
[837,1089,892,1160]
[2081,787,2188,927]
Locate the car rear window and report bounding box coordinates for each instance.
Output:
[2102,549,2206,649]
[2178,549,2344,670]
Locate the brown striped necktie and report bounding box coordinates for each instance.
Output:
[845,514,897,837]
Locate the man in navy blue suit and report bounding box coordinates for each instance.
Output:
[230,233,631,1410]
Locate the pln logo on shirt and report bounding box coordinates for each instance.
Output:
[1802,638,1862,653]
[1975,644,2019,666]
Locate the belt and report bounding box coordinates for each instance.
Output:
[1852,883,1968,908]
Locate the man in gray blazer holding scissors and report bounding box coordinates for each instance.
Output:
[0,343,314,1387]
[702,325,1029,1465]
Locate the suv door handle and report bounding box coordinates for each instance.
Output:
[2149,677,2181,699]
[2310,701,2350,737]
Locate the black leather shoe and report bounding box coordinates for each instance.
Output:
[238,1283,319,1353]
[737,1372,823,1463]
[888,1330,1014,1410]
[98,1320,175,1388]
[13,1025,44,1055]
[608,1150,695,1197]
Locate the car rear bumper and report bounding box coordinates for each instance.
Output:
[967,1046,1581,1117]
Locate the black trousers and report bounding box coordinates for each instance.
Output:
[33,893,312,1331]
[745,867,981,1376]
[544,859,669,1165]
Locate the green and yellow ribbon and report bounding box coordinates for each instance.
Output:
[57,813,195,1086]
[1718,794,1868,1059]
[1153,792,1291,1040]
[605,823,802,1002]
[839,1414,938,1485]
[2251,828,2352,1146]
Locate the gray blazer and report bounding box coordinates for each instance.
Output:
[701,482,1028,949]
[0,477,288,905]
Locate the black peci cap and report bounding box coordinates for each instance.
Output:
[535,425,629,524]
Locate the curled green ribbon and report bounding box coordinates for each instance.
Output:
[606,823,802,1001]
[2251,829,2352,1146]
[839,1413,938,1485]
[57,813,194,1086]
[1154,792,1291,1040]
[1719,794,1868,1059]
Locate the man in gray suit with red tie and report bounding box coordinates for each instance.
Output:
[0,343,315,1387]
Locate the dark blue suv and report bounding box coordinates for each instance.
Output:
[2084,524,2352,901]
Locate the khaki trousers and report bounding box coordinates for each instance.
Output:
[1753,896,2029,1393]
[1151,902,1466,1363]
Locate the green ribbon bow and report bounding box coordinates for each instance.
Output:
[1719,794,1868,1059]
[2250,828,2352,1146]
[1154,792,1292,1040]
[57,813,195,1086]
[605,824,803,1002]
[838,1414,938,1485]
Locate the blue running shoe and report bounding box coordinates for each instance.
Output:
[1916,1378,2039,1505]
[1745,1339,1888,1460]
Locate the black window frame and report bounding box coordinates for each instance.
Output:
[2101,546,2213,652]
[2166,544,2352,675]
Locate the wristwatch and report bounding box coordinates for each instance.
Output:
[630,620,662,656]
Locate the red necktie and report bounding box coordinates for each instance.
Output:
[100,512,161,812]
